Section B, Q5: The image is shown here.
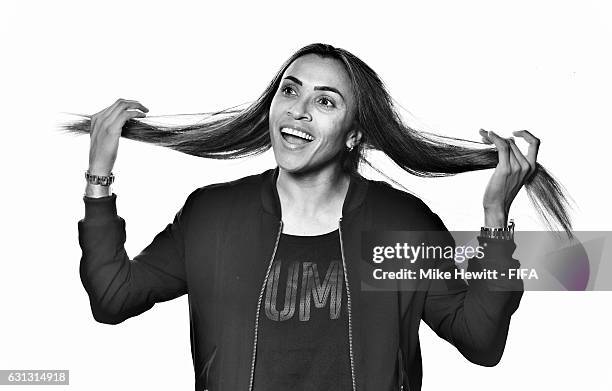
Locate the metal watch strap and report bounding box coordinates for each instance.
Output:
[480,218,515,240]
[85,170,115,186]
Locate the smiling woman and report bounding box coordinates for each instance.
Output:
[60,43,575,391]
[269,54,360,179]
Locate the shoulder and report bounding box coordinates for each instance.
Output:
[365,178,426,208]
[180,169,267,215]
[193,170,263,196]
[362,177,447,231]
[364,177,431,214]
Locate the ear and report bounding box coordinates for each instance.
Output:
[345,127,363,149]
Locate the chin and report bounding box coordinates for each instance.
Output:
[276,158,310,174]
[271,143,340,175]
[276,156,340,177]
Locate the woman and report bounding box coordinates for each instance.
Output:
[67,43,573,391]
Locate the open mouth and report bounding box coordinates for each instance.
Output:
[280,127,315,145]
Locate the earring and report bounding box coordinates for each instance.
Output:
[347,144,354,152]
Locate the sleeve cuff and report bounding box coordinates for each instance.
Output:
[477,235,519,266]
[83,192,118,221]
[477,235,516,251]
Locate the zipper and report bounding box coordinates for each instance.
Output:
[248,218,356,391]
[398,347,409,391]
[248,220,284,391]
[338,217,357,391]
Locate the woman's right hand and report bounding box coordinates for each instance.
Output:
[88,98,149,175]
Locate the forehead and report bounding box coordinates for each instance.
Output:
[283,54,354,98]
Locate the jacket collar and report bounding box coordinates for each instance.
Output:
[260,166,369,219]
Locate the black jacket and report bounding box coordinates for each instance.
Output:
[78,166,523,391]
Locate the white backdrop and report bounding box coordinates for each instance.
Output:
[1,0,611,390]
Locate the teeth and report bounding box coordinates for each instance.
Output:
[281,127,314,141]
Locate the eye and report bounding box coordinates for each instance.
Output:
[317,96,336,108]
[281,85,296,96]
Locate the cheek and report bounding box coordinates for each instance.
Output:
[268,102,282,139]
[269,95,287,120]
[321,118,348,147]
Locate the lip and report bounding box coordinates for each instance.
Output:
[278,123,316,150]
[278,123,316,140]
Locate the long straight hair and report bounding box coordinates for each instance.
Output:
[60,43,575,237]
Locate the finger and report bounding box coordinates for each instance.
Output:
[99,98,129,122]
[508,137,531,169]
[478,129,493,144]
[106,100,149,128]
[512,130,540,169]
[485,130,511,172]
[120,110,147,122]
[506,137,520,172]
[508,138,530,177]
[123,100,148,113]
[91,99,129,136]
[102,99,148,123]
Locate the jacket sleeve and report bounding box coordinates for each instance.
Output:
[78,191,197,325]
[421,212,524,367]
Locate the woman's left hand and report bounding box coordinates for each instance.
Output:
[479,129,540,227]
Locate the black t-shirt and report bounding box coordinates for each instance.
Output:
[253,228,352,391]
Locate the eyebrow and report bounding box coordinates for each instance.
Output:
[283,76,345,100]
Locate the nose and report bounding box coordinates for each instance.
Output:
[287,98,312,121]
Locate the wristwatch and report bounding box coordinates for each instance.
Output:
[85,170,115,186]
[480,219,515,240]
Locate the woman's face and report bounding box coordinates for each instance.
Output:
[268,53,359,174]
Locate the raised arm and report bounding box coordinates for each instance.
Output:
[78,98,191,324]
[421,212,523,366]
[422,128,540,364]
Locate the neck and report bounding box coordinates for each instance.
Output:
[276,163,350,217]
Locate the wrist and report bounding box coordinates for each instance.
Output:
[88,165,113,176]
[84,169,114,198]
[483,207,507,227]
[85,170,115,186]
[480,219,515,240]
[85,183,112,198]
